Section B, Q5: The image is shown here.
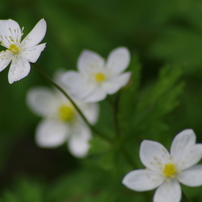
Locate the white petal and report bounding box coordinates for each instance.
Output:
[79,102,99,124]
[106,47,130,75]
[171,129,196,157]
[140,140,170,172]
[178,165,202,187]
[62,71,96,99]
[77,50,104,74]
[68,123,92,157]
[103,72,131,94]
[8,57,30,84]
[0,51,12,71]
[0,19,22,47]
[26,87,59,117]
[22,19,47,48]
[154,180,181,202]
[53,68,67,88]
[84,86,107,102]
[21,43,46,63]
[170,129,202,169]
[36,119,68,147]
[180,144,202,170]
[122,169,164,191]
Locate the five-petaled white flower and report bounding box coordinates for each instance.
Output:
[62,47,131,102]
[122,129,202,202]
[0,19,47,84]
[26,78,99,158]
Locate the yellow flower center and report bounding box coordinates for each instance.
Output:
[163,163,177,178]
[95,72,105,82]
[58,105,75,122]
[8,44,19,54]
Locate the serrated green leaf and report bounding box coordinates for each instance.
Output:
[123,64,184,140]
[120,54,142,117]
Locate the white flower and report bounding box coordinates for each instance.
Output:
[62,47,131,102]
[0,19,47,84]
[26,85,99,158]
[122,129,202,202]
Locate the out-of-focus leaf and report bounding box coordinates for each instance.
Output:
[120,53,142,118]
[0,179,46,202]
[48,168,112,202]
[150,27,202,72]
[131,65,184,138]
[88,136,110,155]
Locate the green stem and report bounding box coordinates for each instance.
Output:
[113,93,121,137]
[107,95,121,138]
[32,63,112,143]
[182,191,189,202]
[32,63,136,168]
[107,96,135,168]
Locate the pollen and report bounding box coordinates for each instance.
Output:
[95,72,105,82]
[8,44,19,54]
[58,105,75,122]
[163,163,177,178]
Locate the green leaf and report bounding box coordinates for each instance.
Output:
[120,54,142,118]
[98,149,116,171]
[88,136,111,155]
[125,64,184,140]
[0,179,46,202]
[79,191,117,202]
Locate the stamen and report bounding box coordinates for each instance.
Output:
[95,72,105,82]
[8,44,19,54]
[163,163,177,178]
[58,105,75,122]
[9,36,14,42]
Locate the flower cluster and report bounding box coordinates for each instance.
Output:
[122,129,202,202]
[1,18,202,202]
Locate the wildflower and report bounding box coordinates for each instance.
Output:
[0,19,47,83]
[26,78,99,157]
[122,129,202,202]
[62,47,131,102]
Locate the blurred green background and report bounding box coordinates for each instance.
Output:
[1,0,202,201]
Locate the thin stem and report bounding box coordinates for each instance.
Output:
[32,63,136,168]
[107,95,136,168]
[107,95,121,138]
[181,191,189,202]
[32,63,112,143]
[113,93,121,137]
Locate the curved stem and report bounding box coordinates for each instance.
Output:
[182,191,189,202]
[107,95,121,138]
[107,96,136,168]
[32,63,112,143]
[32,63,136,168]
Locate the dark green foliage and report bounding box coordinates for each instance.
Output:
[0,179,46,202]
[0,0,202,201]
